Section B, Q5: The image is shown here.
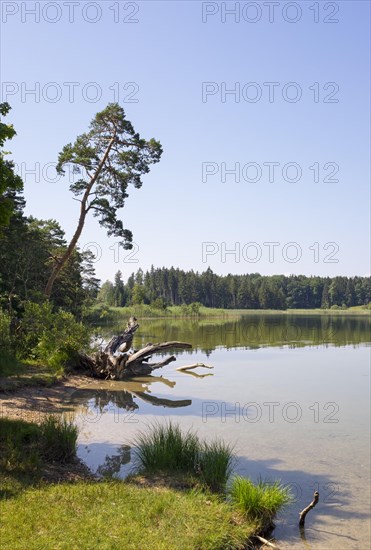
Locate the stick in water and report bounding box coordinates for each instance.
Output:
[176,363,214,371]
[299,491,319,527]
[255,535,281,549]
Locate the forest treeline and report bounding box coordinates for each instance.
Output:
[0,193,100,318]
[99,267,371,310]
[0,192,100,370]
[1,193,370,317]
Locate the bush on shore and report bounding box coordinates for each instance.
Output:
[19,301,91,370]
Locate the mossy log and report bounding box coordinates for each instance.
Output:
[76,317,192,380]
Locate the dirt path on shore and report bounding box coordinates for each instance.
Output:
[0,375,97,424]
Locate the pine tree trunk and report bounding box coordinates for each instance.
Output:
[44,135,116,298]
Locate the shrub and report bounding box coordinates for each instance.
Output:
[0,310,12,352]
[19,301,90,369]
[0,310,22,376]
[151,297,168,311]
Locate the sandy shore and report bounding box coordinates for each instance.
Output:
[0,375,96,424]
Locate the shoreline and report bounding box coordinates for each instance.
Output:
[96,305,371,321]
[0,376,266,549]
[0,374,95,425]
[0,374,98,484]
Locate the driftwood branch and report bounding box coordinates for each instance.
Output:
[126,341,192,366]
[123,355,178,377]
[176,363,214,378]
[176,363,214,372]
[104,316,139,356]
[75,319,192,379]
[131,391,192,408]
[255,535,281,549]
[299,491,319,527]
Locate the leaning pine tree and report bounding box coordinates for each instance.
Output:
[44,103,162,297]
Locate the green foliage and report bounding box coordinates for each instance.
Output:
[42,103,163,297]
[131,283,146,305]
[135,421,199,474]
[229,476,292,527]
[180,302,202,316]
[0,482,256,550]
[84,303,116,325]
[135,422,234,493]
[0,197,100,316]
[0,415,77,487]
[0,103,23,228]
[198,439,234,493]
[0,310,24,376]
[19,301,90,369]
[0,418,41,475]
[97,280,116,306]
[0,308,12,352]
[48,103,162,298]
[103,267,370,311]
[151,297,168,310]
[39,416,78,463]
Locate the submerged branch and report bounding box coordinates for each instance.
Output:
[299,491,319,527]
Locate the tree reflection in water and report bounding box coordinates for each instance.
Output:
[96,445,132,478]
[70,374,192,415]
[70,375,193,478]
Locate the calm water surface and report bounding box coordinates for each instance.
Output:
[69,315,370,549]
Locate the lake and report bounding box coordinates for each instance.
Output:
[69,314,370,549]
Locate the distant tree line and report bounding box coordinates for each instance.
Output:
[98,267,371,310]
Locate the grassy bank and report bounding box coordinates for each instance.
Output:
[0,418,290,549]
[0,482,257,550]
[89,303,370,322]
[134,422,291,531]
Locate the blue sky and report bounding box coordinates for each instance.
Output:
[1,1,370,283]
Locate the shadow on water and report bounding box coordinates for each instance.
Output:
[233,454,368,548]
[74,432,368,549]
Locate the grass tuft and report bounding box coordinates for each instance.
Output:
[39,416,78,463]
[0,418,41,475]
[198,439,234,492]
[229,476,292,528]
[135,421,199,473]
[135,421,234,493]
